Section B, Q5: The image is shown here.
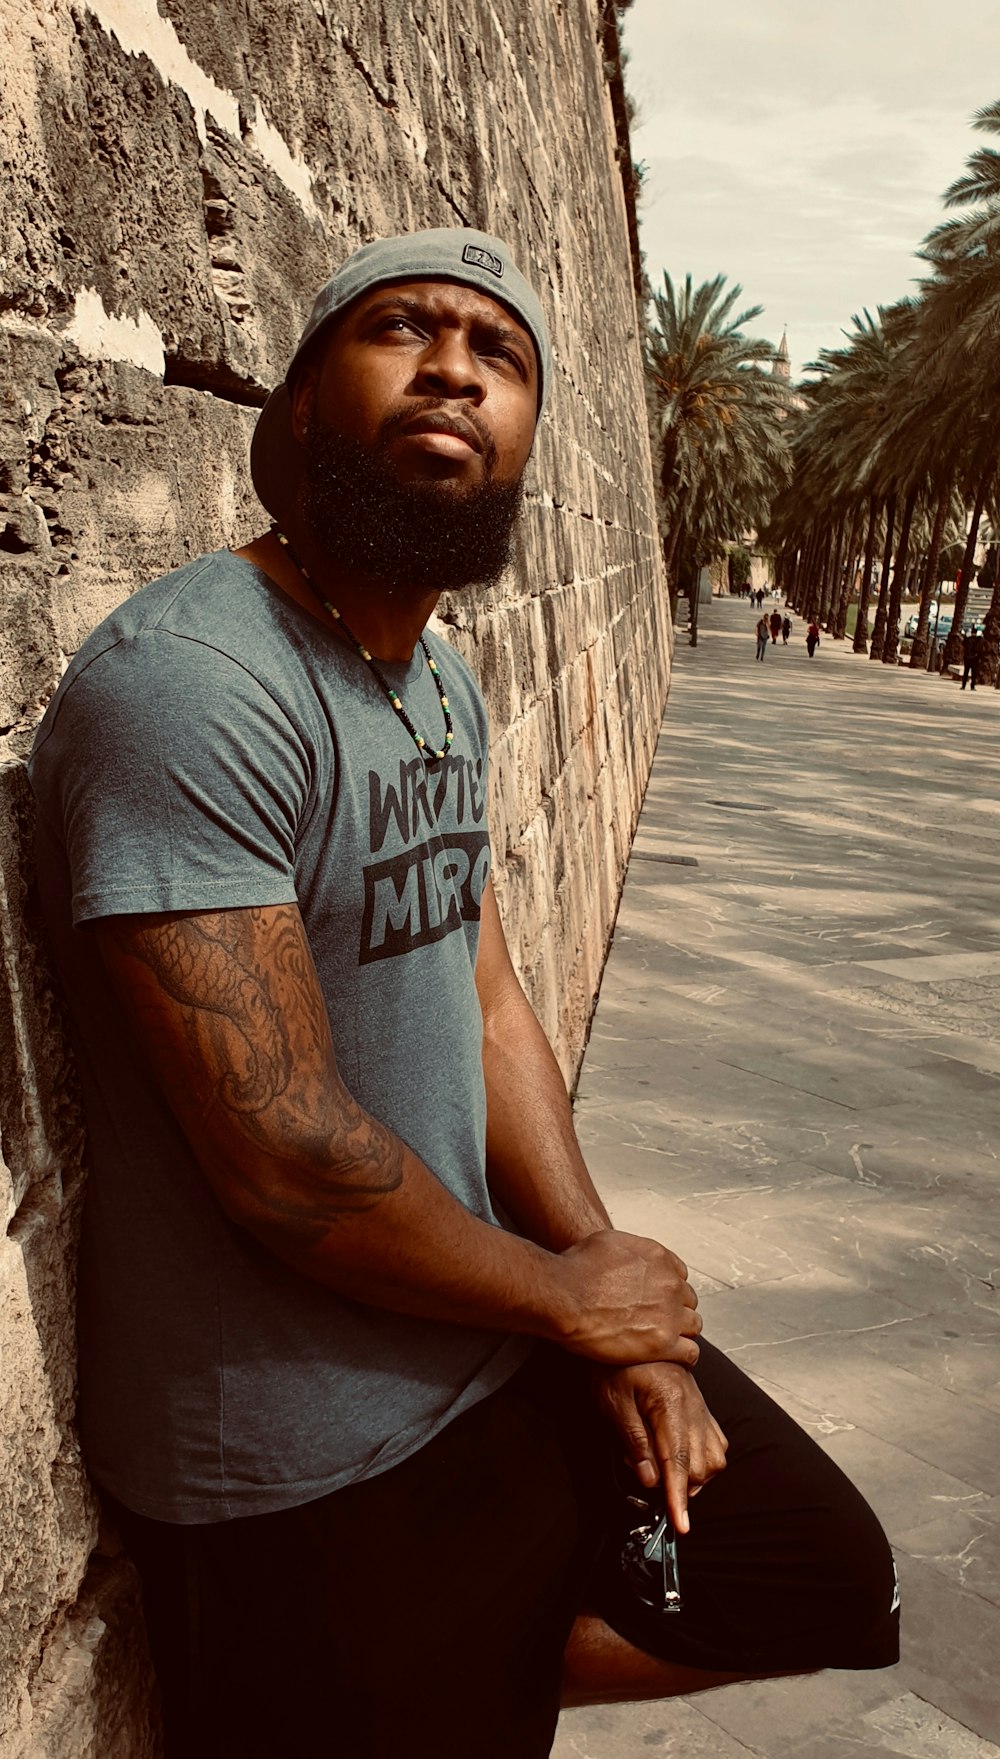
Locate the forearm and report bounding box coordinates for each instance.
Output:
[483,991,611,1250]
[208,1101,701,1370]
[207,1098,568,1338]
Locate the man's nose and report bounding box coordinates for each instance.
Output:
[413,335,486,402]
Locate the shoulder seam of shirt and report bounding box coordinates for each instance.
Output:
[48,625,306,748]
[125,628,304,737]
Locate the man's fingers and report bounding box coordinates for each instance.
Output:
[648,1397,694,1532]
[685,1431,709,1490]
[709,1414,729,1467]
[601,1365,726,1537]
[661,1448,690,1534]
[611,1401,660,1491]
[687,1414,727,1486]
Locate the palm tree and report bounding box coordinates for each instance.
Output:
[646,273,792,642]
[766,103,1000,683]
[916,100,1000,672]
[763,303,917,655]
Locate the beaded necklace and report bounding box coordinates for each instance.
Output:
[271,525,454,764]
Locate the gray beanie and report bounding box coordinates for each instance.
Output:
[251,227,551,521]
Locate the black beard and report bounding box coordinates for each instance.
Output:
[302,408,524,593]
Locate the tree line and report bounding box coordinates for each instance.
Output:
[645,101,1000,680]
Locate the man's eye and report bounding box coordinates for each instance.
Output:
[484,346,523,373]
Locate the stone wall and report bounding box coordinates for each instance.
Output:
[0,0,670,1747]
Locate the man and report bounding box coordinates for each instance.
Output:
[29,228,897,1757]
[962,626,982,689]
[755,614,770,660]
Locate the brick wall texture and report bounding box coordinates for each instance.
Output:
[0,1,671,1747]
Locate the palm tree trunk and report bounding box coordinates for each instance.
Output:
[796,528,819,616]
[869,491,897,661]
[810,527,832,622]
[662,489,689,620]
[910,483,951,668]
[819,518,841,628]
[815,513,840,626]
[941,473,990,671]
[689,564,702,647]
[882,487,918,665]
[782,544,800,605]
[663,513,684,581]
[834,502,864,638]
[978,574,1000,688]
[784,542,799,611]
[853,494,879,653]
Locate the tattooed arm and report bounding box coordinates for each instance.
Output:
[94,903,698,1363]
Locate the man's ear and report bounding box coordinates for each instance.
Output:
[290,362,319,445]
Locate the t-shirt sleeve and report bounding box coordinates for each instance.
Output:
[34,630,310,926]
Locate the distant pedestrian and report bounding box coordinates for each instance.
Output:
[806,621,820,658]
[961,628,983,690]
[781,616,791,645]
[769,611,782,645]
[755,616,769,661]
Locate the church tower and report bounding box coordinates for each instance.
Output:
[772,329,791,382]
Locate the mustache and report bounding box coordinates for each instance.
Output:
[378,399,498,474]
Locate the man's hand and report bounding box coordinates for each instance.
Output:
[594,1361,728,1534]
[550,1231,702,1367]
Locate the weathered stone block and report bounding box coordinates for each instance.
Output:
[0,338,261,683]
[0,764,84,1226]
[0,1228,95,1746]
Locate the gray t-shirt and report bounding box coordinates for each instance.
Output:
[28,549,528,1523]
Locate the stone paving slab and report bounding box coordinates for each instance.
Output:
[650,1671,909,1757]
[893,1553,1000,1742]
[552,601,1000,1756]
[800,1422,996,1536]
[554,1697,760,1756]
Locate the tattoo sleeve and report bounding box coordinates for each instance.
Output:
[101,904,404,1245]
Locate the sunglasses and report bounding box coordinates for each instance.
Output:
[618,1488,682,1615]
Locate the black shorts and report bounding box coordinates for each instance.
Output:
[110,1339,899,1759]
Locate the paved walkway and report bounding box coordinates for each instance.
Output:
[553,597,1000,1758]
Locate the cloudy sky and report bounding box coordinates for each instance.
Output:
[621,0,1000,377]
